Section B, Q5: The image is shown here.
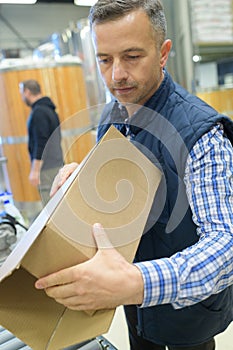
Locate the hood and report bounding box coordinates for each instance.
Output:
[32,97,56,111]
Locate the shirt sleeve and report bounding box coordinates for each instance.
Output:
[32,108,51,160]
[135,124,233,309]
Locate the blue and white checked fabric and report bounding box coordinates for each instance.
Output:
[135,124,233,309]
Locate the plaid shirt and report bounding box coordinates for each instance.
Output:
[135,124,233,309]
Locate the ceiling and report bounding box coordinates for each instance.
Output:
[36,0,74,2]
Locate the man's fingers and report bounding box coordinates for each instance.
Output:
[49,173,62,197]
[50,162,78,197]
[93,223,113,249]
[35,224,113,291]
[35,267,73,290]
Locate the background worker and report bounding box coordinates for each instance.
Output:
[19,79,63,204]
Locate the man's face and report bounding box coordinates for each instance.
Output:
[92,9,171,107]
[19,85,31,107]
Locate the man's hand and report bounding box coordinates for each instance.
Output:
[29,159,42,186]
[29,169,40,187]
[35,223,144,311]
[50,162,78,197]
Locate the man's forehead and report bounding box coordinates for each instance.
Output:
[92,11,155,52]
[96,46,145,57]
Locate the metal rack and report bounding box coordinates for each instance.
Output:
[0,156,11,195]
[0,327,118,350]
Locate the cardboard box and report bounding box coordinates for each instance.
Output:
[0,126,161,350]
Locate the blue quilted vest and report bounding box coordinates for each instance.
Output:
[97,71,233,346]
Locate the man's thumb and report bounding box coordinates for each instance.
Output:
[92,223,113,249]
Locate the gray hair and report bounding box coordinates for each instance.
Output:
[89,0,167,46]
[19,79,41,95]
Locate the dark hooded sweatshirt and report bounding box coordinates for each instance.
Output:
[27,96,63,170]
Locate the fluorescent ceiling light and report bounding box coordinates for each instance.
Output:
[0,0,37,3]
[74,0,97,6]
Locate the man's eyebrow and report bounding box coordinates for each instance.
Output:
[96,48,145,57]
[96,53,108,57]
[123,48,145,53]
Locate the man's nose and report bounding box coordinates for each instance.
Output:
[112,60,128,82]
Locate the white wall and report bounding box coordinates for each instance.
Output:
[0,3,90,55]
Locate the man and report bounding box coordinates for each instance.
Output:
[19,80,63,204]
[35,1,233,349]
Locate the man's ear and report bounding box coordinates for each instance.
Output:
[160,39,172,68]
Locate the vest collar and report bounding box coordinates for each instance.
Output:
[109,70,174,137]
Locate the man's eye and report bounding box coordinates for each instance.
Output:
[127,55,140,60]
[97,57,110,64]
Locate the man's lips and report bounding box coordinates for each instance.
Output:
[113,86,135,94]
